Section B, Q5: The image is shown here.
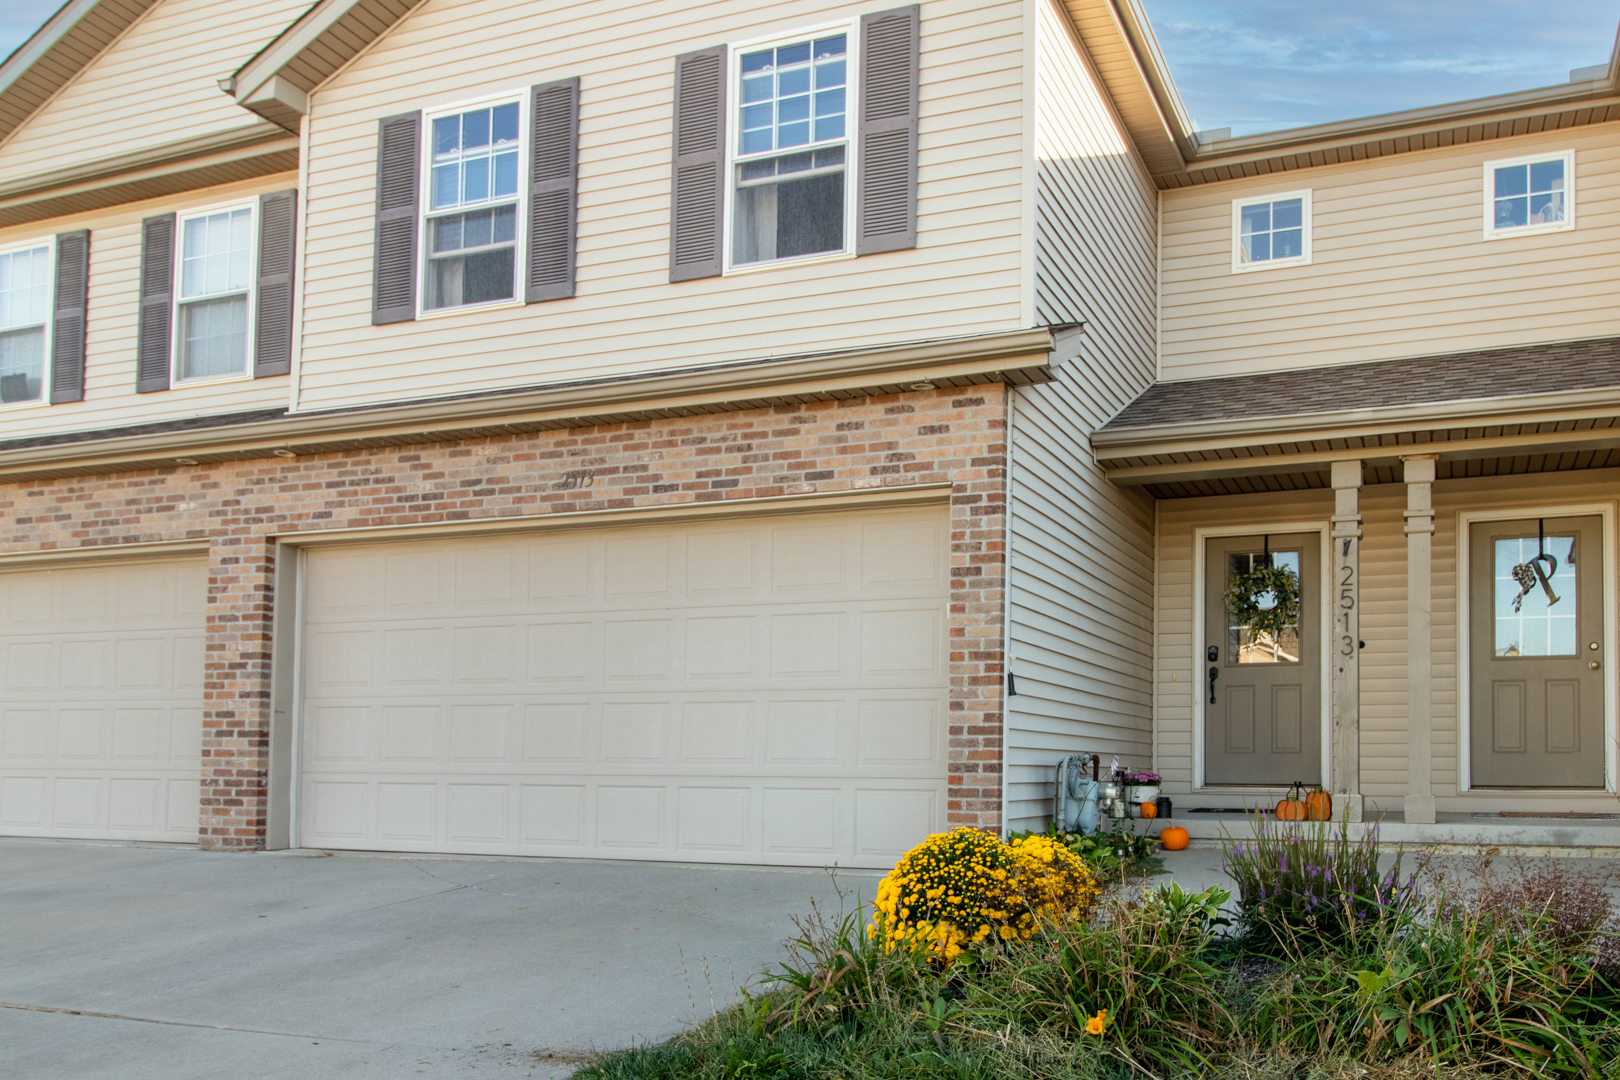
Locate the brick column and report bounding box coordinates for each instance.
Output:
[200,536,277,849]
[947,387,1008,832]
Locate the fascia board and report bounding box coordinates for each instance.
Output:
[1092,383,1620,458]
[1184,86,1620,175]
[0,127,295,203]
[0,0,161,140]
[231,0,426,124]
[1104,424,1620,485]
[0,328,1054,480]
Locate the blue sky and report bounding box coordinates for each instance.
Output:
[1,0,1617,138]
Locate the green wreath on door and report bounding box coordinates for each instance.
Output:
[1224,561,1301,649]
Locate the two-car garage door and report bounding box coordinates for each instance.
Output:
[297,505,950,868]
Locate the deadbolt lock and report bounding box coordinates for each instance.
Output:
[1591,642,1601,651]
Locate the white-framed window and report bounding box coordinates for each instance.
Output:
[174,202,256,383]
[421,94,526,313]
[1483,150,1574,239]
[1231,190,1311,273]
[0,238,54,407]
[725,23,856,271]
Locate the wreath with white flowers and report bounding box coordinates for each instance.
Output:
[1224,561,1301,648]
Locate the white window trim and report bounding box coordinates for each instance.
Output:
[1229,188,1312,274]
[721,18,860,275]
[1482,149,1576,241]
[172,199,258,387]
[0,234,56,412]
[415,88,530,319]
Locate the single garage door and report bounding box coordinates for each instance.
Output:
[297,504,950,867]
[0,557,205,842]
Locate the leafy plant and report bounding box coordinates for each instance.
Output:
[1220,809,1418,949]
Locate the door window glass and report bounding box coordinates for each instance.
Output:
[1494,535,1577,656]
[1227,550,1301,664]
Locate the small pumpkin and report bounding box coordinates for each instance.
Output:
[1275,781,1306,822]
[1159,825,1190,851]
[1304,785,1333,822]
[1139,799,1158,820]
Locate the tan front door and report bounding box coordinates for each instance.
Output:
[1204,534,1321,786]
[1470,516,1604,788]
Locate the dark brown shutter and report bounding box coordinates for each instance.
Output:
[136,213,174,393]
[668,44,727,281]
[254,189,297,377]
[49,229,89,403]
[372,110,420,324]
[526,77,579,303]
[856,5,920,255]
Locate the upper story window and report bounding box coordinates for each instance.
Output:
[1231,190,1311,273]
[1484,151,1574,239]
[0,241,52,406]
[424,99,523,311]
[728,28,855,269]
[176,204,255,382]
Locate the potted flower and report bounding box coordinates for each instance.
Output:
[1121,770,1161,811]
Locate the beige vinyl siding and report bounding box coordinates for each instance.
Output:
[1158,123,1620,381]
[0,175,297,441]
[1155,472,1620,813]
[1003,0,1157,833]
[0,0,305,186]
[294,0,1027,412]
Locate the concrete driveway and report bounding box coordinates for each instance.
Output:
[0,840,877,1079]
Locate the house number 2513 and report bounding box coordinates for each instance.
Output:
[1338,540,1357,657]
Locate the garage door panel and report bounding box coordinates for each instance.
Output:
[299,506,949,867]
[7,641,51,690]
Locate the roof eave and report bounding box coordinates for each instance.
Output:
[0,0,163,143]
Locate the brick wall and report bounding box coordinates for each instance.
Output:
[0,385,1010,849]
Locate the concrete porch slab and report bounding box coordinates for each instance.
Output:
[1144,811,1620,855]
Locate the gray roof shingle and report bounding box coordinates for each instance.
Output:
[1102,336,1620,431]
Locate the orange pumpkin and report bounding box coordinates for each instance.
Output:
[1275,782,1306,822]
[1159,825,1190,851]
[1305,786,1333,822]
[1140,800,1158,820]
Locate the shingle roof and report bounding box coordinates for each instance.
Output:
[1102,336,1620,431]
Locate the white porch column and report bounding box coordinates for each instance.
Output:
[1403,454,1438,824]
[1330,460,1363,821]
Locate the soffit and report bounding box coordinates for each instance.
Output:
[0,0,162,143]
[229,0,425,127]
[1058,0,1620,190]
[0,328,1055,485]
[1095,336,1620,496]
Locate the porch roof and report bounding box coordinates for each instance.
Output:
[1092,335,1620,498]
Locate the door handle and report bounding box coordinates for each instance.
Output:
[1591,660,1602,670]
[1208,665,1219,704]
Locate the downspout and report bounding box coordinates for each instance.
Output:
[999,379,1018,840]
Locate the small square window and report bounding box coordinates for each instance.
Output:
[1483,151,1574,239]
[1231,191,1311,273]
[422,98,524,312]
[174,204,255,383]
[728,26,855,270]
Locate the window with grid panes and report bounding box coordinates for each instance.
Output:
[732,31,851,266]
[0,242,50,404]
[425,101,522,310]
[176,205,254,381]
